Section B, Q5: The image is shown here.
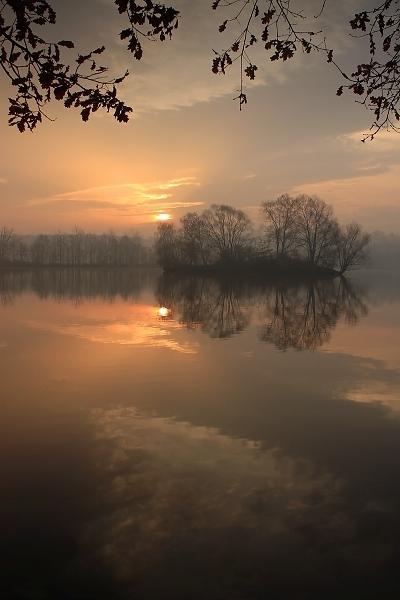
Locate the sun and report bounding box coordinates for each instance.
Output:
[157,306,171,319]
[155,212,172,222]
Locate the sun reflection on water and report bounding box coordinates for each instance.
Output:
[158,306,172,319]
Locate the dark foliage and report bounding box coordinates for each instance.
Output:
[154,198,370,274]
[212,0,400,138]
[0,0,179,131]
[2,2,400,136]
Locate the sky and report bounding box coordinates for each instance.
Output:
[1,0,400,235]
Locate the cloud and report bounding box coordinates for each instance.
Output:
[103,0,285,112]
[339,129,400,153]
[291,163,400,230]
[0,177,7,184]
[29,177,203,219]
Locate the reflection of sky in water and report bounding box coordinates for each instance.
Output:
[1,269,400,598]
[86,407,343,594]
[26,308,197,354]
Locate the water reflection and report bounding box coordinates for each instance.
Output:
[157,306,172,320]
[1,269,369,352]
[1,268,400,599]
[0,267,156,305]
[157,274,368,350]
[260,277,368,351]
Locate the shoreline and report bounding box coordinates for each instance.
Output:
[162,260,340,280]
[0,262,340,280]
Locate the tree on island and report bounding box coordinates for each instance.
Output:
[155,204,253,268]
[1,1,400,137]
[335,222,371,275]
[155,196,370,274]
[202,205,252,262]
[261,194,299,258]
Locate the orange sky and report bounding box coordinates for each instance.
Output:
[1,0,400,234]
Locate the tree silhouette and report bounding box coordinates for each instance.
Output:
[153,199,369,273]
[212,0,400,139]
[0,0,178,131]
[335,223,371,274]
[2,1,400,136]
[261,194,300,258]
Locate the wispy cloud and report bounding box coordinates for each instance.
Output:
[291,162,400,231]
[339,129,400,153]
[29,177,203,218]
[0,177,7,184]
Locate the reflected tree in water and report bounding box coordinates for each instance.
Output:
[158,274,368,350]
[0,268,368,349]
[0,268,156,306]
[260,278,367,351]
[157,275,250,338]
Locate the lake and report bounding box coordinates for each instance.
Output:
[1,268,400,599]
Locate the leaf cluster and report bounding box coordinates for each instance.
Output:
[339,0,400,139]
[211,0,330,108]
[0,0,179,131]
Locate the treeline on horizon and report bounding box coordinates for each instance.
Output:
[155,194,370,275]
[0,228,154,267]
[0,194,370,273]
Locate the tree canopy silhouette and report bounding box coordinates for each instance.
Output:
[2,1,400,137]
[212,0,400,139]
[0,0,178,131]
[155,197,370,274]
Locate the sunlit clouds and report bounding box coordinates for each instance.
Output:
[1,1,400,233]
[27,177,202,227]
[292,164,400,232]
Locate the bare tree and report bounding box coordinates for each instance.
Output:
[261,194,299,258]
[155,222,179,269]
[180,213,211,266]
[202,204,252,262]
[0,226,17,262]
[13,229,151,266]
[335,223,370,274]
[296,195,338,267]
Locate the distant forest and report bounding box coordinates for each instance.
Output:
[0,228,154,267]
[0,194,374,273]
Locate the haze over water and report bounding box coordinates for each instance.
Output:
[1,268,400,599]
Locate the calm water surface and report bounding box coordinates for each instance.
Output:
[1,269,400,599]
